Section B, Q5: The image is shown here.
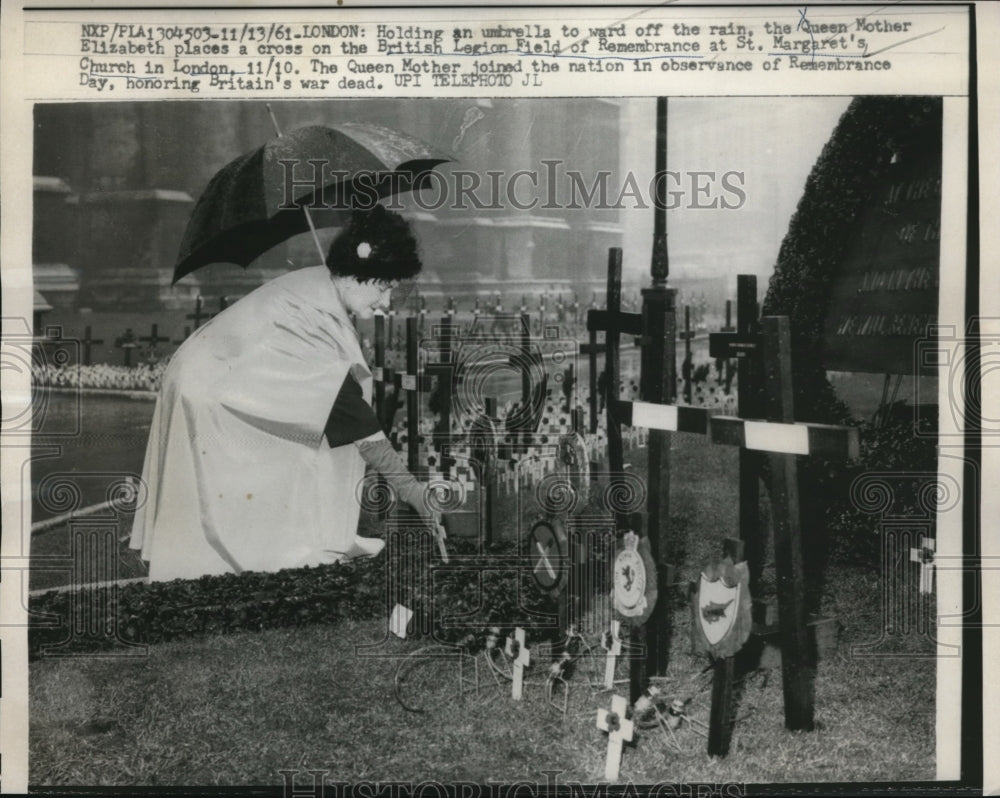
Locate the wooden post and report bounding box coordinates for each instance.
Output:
[405,317,420,474]
[681,305,694,404]
[638,282,676,692]
[707,537,744,757]
[604,250,626,532]
[564,362,575,413]
[736,277,765,593]
[438,317,454,476]
[587,328,599,434]
[761,315,815,731]
[374,313,388,432]
[483,396,498,548]
[520,312,532,408]
[372,312,393,522]
[706,274,763,755]
[422,317,457,478]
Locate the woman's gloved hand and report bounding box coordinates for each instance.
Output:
[356,433,438,524]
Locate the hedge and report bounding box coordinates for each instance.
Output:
[28,537,561,660]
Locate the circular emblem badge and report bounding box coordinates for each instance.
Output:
[612,531,657,625]
[527,518,568,594]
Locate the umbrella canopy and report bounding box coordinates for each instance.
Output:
[173,123,451,283]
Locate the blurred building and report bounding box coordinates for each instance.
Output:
[33,99,635,311]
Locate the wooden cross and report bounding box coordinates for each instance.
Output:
[611,283,858,735]
[751,313,820,732]
[186,295,207,330]
[115,328,139,367]
[139,323,170,351]
[910,537,936,594]
[584,250,643,438]
[424,317,457,475]
[80,325,104,366]
[218,295,229,313]
[588,250,637,532]
[602,620,623,690]
[173,327,191,345]
[715,299,737,387]
[579,337,640,435]
[593,246,678,701]
[395,317,433,473]
[505,627,530,700]
[596,694,634,781]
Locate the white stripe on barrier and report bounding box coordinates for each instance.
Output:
[744,420,810,455]
[631,401,678,432]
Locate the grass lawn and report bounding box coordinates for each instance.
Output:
[28,433,937,787]
[29,565,935,787]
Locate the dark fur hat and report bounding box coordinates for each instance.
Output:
[326,206,422,282]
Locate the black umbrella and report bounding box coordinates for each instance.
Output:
[173,123,451,283]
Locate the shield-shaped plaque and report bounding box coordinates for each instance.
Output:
[692,557,752,658]
[612,531,657,626]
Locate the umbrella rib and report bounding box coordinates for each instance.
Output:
[266,103,328,265]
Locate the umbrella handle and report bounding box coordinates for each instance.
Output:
[266,103,329,266]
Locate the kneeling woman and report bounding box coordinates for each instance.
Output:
[131,207,436,581]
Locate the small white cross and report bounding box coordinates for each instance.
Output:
[505,627,531,700]
[389,604,413,639]
[601,621,622,690]
[910,537,936,594]
[596,694,634,781]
